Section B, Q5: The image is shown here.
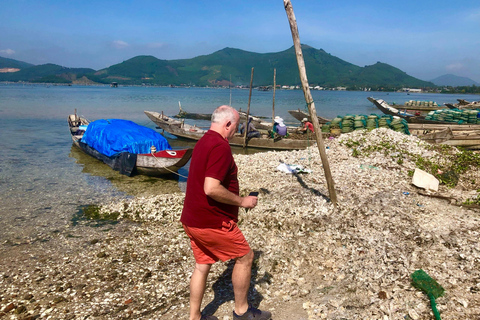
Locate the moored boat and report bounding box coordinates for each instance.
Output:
[68,113,193,176]
[367,97,480,125]
[409,123,480,150]
[144,111,317,150]
[445,99,480,110]
[288,109,331,124]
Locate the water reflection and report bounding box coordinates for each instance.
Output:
[68,145,185,197]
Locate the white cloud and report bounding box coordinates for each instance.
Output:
[0,48,15,55]
[467,8,480,22]
[446,62,465,72]
[111,40,129,49]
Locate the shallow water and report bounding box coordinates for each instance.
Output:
[0,83,478,242]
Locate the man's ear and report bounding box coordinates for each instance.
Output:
[226,121,232,128]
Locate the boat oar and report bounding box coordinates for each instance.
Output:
[411,269,445,320]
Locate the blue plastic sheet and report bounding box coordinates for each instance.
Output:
[81,119,171,157]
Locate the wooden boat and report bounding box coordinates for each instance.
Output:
[445,99,480,110]
[144,111,317,150]
[409,123,480,150]
[68,113,193,176]
[174,104,272,130]
[396,100,443,112]
[367,97,467,124]
[288,109,331,124]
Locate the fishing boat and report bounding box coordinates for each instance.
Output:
[396,100,444,112]
[144,111,316,150]
[409,123,480,150]
[288,109,331,124]
[367,97,473,124]
[174,103,272,130]
[445,99,480,110]
[68,113,193,176]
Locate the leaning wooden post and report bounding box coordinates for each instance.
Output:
[284,0,337,207]
[243,67,254,148]
[272,68,276,127]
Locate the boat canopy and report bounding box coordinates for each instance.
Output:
[81,119,171,157]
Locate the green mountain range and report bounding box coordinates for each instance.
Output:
[0,45,434,88]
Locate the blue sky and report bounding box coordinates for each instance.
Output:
[1,0,480,82]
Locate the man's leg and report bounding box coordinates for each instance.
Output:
[232,249,254,315]
[189,263,212,320]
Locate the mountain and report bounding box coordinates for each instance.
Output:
[0,56,34,69]
[430,74,479,87]
[0,46,434,88]
[91,45,434,88]
[0,61,95,83]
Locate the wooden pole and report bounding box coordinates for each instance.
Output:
[284,0,338,207]
[272,68,276,127]
[243,67,254,148]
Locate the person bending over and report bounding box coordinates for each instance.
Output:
[299,117,314,133]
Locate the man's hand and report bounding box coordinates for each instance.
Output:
[241,195,258,209]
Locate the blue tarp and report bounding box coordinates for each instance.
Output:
[81,119,171,157]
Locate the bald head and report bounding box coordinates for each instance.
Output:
[210,105,239,140]
[211,105,238,124]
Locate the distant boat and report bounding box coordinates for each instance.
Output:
[174,102,273,130]
[288,109,331,124]
[144,111,316,150]
[445,99,480,110]
[68,113,192,176]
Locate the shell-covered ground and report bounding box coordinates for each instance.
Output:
[1,128,479,320]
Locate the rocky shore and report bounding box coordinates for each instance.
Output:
[1,128,479,319]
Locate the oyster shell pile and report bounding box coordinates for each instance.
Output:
[1,128,478,319]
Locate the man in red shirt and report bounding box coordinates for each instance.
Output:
[181,105,271,320]
[300,117,314,133]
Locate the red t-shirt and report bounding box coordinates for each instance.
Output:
[181,130,240,228]
[304,122,314,133]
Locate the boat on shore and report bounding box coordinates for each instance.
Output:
[68,113,193,176]
[367,97,478,124]
[445,99,480,110]
[144,111,317,150]
[288,109,331,124]
[409,123,480,150]
[396,100,444,112]
[174,104,273,130]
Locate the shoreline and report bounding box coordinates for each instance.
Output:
[1,128,479,319]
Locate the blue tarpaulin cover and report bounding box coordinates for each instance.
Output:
[81,119,171,157]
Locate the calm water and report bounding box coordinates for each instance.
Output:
[1,83,478,242]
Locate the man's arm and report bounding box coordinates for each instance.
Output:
[204,177,257,209]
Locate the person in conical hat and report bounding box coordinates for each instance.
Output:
[273,116,287,136]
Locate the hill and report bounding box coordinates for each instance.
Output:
[1,46,434,88]
[0,61,95,83]
[0,56,34,70]
[430,74,479,87]
[91,45,433,88]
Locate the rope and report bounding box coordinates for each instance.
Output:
[150,146,188,179]
[303,101,314,167]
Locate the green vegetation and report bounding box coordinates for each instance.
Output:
[83,204,120,221]
[0,56,34,69]
[440,85,480,94]
[0,45,435,87]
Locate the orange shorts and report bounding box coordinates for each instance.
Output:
[182,220,251,264]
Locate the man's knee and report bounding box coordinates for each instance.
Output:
[236,249,254,266]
